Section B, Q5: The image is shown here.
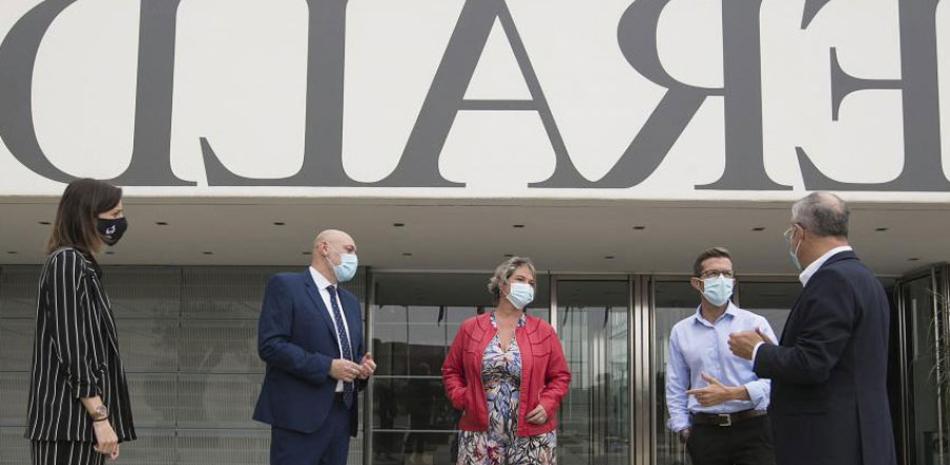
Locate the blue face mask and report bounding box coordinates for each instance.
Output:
[784,227,803,272]
[788,247,801,272]
[329,252,358,283]
[506,282,535,310]
[702,274,734,307]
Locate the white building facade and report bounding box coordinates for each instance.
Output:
[1,1,948,464]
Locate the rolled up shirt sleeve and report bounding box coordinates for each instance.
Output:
[743,378,770,409]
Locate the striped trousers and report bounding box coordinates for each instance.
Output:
[31,441,103,465]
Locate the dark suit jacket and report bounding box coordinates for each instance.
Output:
[26,248,136,442]
[754,251,896,465]
[253,270,364,436]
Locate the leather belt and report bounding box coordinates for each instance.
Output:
[690,409,767,427]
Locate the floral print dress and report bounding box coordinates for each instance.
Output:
[457,314,557,465]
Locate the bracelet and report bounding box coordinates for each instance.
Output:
[92,415,109,423]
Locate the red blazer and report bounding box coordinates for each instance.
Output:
[441,312,571,437]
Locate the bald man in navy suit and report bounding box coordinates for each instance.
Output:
[254,230,376,465]
[730,193,896,465]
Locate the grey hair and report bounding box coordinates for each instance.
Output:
[488,256,536,302]
[791,192,850,238]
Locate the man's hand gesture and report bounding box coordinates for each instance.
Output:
[686,373,747,407]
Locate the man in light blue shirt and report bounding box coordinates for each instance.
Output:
[666,247,777,465]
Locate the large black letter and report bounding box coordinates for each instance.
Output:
[201,0,357,186]
[378,0,576,187]
[538,0,789,190]
[0,0,193,185]
[0,0,75,182]
[796,0,950,190]
[696,0,788,190]
[111,0,192,185]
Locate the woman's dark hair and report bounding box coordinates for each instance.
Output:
[47,179,123,255]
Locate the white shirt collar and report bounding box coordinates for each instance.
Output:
[799,246,853,286]
[309,266,336,290]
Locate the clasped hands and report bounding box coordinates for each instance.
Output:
[330,353,376,382]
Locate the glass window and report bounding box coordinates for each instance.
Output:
[556,280,630,465]
[900,274,946,465]
[654,281,697,465]
[0,265,367,465]
[736,281,798,339]
[370,272,549,465]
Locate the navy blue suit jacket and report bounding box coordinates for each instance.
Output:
[754,251,896,465]
[253,270,364,436]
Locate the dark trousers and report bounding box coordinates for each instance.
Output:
[31,441,103,465]
[270,397,352,465]
[686,415,776,465]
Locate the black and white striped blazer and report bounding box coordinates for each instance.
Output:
[25,248,136,442]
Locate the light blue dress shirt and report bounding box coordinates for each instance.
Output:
[665,302,777,432]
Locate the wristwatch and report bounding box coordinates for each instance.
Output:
[90,405,109,422]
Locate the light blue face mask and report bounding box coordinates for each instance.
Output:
[702,274,734,307]
[330,252,358,283]
[784,227,803,272]
[506,282,535,310]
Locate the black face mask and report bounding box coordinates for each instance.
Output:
[97,217,128,246]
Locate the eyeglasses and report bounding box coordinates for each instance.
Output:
[784,223,804,241]
[699,270,734,279]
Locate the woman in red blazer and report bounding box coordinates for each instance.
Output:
[442,257,571,465]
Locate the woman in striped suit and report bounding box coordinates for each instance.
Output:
[26,179,136,464]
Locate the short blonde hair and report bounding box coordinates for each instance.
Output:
[488,256,536,302]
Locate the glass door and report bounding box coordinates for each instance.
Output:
[554,279,631,465]
[896,268,950,465]
[367,272,550,465]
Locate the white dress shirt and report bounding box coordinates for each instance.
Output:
[752,245,854,361]
[309,266,354,392]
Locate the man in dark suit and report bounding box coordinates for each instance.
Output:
[729,192,897,465]
[254,229,376,465]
